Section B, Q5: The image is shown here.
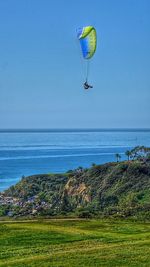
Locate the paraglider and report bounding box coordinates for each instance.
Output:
[84,81,93,90]
[77,26,97,90]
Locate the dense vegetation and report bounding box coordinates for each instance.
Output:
[0,146,150,219]
[0,219,150,267]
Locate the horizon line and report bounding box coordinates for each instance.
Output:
[0,128,150,133]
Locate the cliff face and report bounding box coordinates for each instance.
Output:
[0,161,150,219]
[64,178,91,203]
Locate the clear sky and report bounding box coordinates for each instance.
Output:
[0,0,150,129]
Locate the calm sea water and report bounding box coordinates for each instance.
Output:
[0,129,150,192]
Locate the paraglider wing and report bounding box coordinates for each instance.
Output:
[77,26,97,60]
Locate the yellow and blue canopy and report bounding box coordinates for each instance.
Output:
[77,26,97,59]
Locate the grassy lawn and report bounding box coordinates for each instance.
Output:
[0,219,150,266]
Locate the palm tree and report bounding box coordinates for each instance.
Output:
[115,153,121,162]
[125,150,131,161]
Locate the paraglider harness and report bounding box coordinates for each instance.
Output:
[83,81,93,90]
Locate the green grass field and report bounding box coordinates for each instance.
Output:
[0,219,150,267]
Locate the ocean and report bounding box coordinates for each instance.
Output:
[0,129,150,192]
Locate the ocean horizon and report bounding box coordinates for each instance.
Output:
[0,128,150,192]
[0,128,150,133]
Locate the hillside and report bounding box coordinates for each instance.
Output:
[0,160,150,219]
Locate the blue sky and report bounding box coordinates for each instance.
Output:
[0,0,150,129]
